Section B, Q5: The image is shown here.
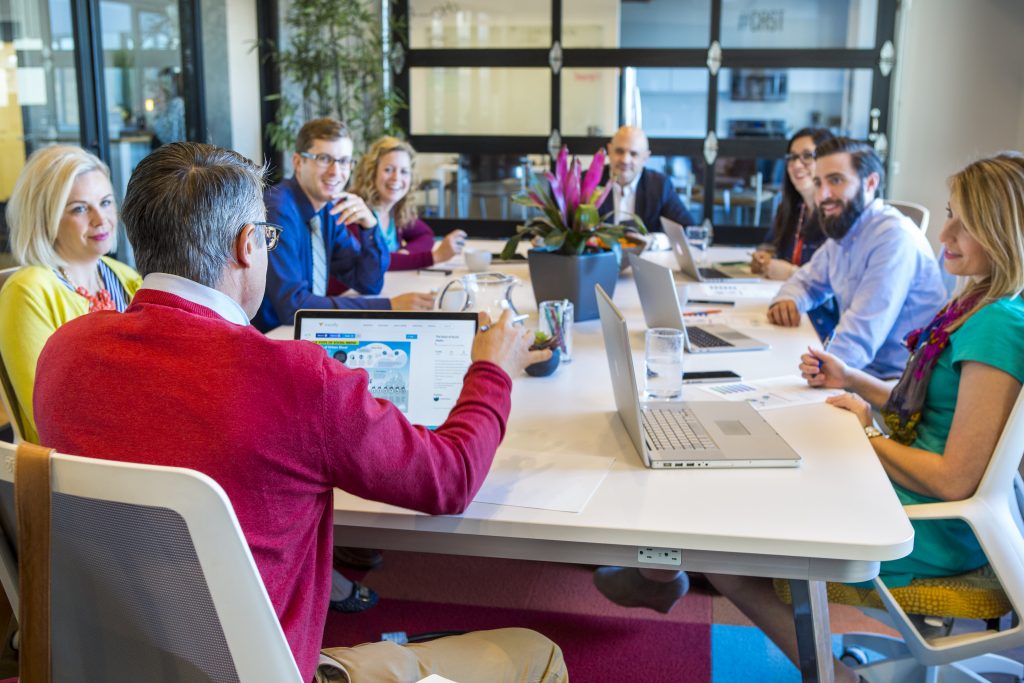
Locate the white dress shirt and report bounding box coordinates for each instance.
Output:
[140,272,251,326]
[611,173,642,224]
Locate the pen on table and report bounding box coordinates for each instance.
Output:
[479,313,529,332]
[686,299,735,306]
[682,309,722,317]
[418,267,453,275]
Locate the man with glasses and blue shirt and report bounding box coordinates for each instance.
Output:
[253,118,434,333]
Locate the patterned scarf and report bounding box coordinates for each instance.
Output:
[880,293,981,445]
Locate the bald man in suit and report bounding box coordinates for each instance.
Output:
[598,126,694,231]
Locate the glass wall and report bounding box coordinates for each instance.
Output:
[396,0,894,239]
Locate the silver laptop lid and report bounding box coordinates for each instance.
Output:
[629,253,685,331]
[595,284,650,465]
[661,217,701,280]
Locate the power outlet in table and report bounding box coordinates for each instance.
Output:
[637,547,682,566]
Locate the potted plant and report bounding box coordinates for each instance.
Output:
[500,146,647,320]
[525,331,562,377]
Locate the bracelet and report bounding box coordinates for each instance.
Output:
[864,425,885,439]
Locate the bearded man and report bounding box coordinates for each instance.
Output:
[767,137,946,378]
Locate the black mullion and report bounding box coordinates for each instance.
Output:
[408,49,549,68]
[178,0,206,143]
[717,138,788,158]
[409,135,550,155]
[428,218,520,239]
[562,48,706,68]
[256,0,281,172]
[721,49,876,69]
[551,0,561,146]
[704,0,721,230]
[872,0,899,146]
[71,0,107,160]
[394,0,410,136]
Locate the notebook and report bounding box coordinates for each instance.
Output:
[294,309,478,429]
[661,218,760,282]
[628,253,769,353]
[595,284,800,469]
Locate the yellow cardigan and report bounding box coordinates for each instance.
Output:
[0,257,142,443]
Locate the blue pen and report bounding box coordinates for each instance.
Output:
[815,331,837,377]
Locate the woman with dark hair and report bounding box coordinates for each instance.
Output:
[752,127,838,339]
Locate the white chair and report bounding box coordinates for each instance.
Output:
[0,441,305,682]
[886,199,930,235]
[842,387,1024,682]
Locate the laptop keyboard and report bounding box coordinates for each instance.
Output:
[686,327,735,349]
[699,267,731,279]
[643,408,717,451]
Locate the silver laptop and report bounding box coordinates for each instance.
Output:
[595,285,800,469]
[294,309,478,429]
[629,253,769,353]
[661,218,760,282]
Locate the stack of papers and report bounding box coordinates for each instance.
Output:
[473,449,615,513]
[698,375,843,411]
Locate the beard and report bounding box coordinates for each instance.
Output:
[818,192,867,240]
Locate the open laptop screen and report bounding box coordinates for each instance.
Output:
[294,310,478,428]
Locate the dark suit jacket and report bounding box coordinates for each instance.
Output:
[598,168,694,232]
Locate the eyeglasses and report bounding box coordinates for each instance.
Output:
[250,221,283,251]
[785,150,816,165]
[298,151,353,169]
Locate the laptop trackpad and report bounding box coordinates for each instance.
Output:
[716,420,750,436]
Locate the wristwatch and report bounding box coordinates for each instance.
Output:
[864,425,885,439]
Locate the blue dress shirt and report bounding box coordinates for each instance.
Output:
[253,177,391,331]
[773,199,947,378]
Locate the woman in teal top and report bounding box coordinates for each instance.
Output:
[706,151,1024,683]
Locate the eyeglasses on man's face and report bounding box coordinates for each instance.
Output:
[299,151,353,170]
[250,221,282,251]
[785,150,816,166]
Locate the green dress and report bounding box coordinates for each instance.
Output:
[875,296,1024,588]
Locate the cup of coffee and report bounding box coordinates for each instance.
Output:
[464,248,493,272]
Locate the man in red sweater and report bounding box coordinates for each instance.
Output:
[33,142,566,683]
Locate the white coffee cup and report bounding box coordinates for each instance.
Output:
[464,248,493,272]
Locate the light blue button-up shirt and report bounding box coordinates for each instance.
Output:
[773,199,947,378]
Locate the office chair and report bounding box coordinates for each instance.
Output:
[0,268,22,443]
[885,200,930,235]
[0,440,306,682]
[839,386,1024,682]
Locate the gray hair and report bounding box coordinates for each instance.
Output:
[121,142,267,287]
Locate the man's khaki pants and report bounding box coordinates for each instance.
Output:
[315,627,567,683]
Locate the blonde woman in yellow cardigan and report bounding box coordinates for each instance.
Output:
[0,146,141,443]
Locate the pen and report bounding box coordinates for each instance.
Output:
[418,267,453,275]
[479,313,529,332]
[686,299,735,306]
[683,309,721,316]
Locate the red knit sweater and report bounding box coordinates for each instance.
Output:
[34,289,512,682]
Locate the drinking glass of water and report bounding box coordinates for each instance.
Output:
[685,224,711,266]
[644,328,685,400]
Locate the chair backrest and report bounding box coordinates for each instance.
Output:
[885,199,930,234]
[0,441,303,682]
[0,361,24,444]
[0,268,23,442]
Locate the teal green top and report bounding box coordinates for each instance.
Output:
[877,296,1024,588]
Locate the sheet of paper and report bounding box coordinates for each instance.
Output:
[685,282,780,300]
[473,449,615,513]
[416,676,459,683]
[698,375,843,411]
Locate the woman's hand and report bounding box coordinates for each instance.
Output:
[800,346,848,388]
[432,229,467,264]
[826,392,873,428]
[750,250,772,274]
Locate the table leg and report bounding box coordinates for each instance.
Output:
[789,579,835,683]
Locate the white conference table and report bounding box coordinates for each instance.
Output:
[272,242,914,682]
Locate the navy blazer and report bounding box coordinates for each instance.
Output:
[253,177,391,332]
[598,168,694,232]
